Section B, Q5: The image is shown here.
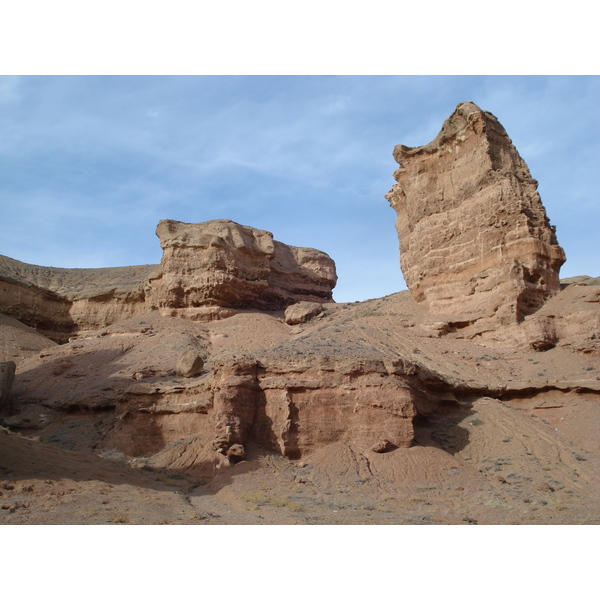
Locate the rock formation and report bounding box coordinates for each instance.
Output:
[147,219,337,316]
[1,103,599,526]
[211,353,418,459]
[385,101,566,325]
[0,254,153,342]
[0,220,337,339]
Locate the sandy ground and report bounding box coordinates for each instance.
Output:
[2,391,599,525]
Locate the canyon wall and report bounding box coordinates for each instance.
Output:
[0,255,153,341]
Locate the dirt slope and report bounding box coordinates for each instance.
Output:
[2,285,599,525]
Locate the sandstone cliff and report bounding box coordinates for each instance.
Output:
[385,101,566,326]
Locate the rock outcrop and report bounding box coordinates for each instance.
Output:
[147,219,337,316]
[0,220,337,339]
[211,352,419,460]
[385,101,566,325]
[0,254,153,342]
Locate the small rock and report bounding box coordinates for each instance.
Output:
[536,482,555,493]
[226,444,245,461]
[133,369,156,380]
[284,302,323,325]
[175,351,204,378]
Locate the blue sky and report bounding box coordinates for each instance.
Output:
[0,75,598,302]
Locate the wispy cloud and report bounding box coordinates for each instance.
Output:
[0,75,598,300]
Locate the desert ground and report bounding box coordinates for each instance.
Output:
[2,289,599,525]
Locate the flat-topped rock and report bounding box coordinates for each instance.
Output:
[147,219,337,312]
[0,220,337,339]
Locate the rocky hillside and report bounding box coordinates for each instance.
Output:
[0,102,598,525]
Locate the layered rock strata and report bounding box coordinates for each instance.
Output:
[2,103,597,489]
[385,101,566,324]
[147,219,337,315]
[211,354,419,459]
[0,220,337,339]
[5,280,599,472]
[0,254,153,341]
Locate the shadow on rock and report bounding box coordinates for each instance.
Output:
[0,425,263,499]
[413,402,476,455]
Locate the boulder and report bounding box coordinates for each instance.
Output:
[371,439,395,453]
[524,315,558,351]
[175,350,205,378]
[385,101,566,325]
[226,443,245,462]
[284,301,323,325]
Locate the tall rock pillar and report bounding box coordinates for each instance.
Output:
[385,102,566,324]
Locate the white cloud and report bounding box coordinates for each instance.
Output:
[1,76,598,295]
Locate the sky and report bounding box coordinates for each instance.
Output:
[0,75,598,302]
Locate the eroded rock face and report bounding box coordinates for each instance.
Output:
[147,219,337,314]
[254,356,418,458]
[211,353,418,459]
[6,281,599,474]
[0,220,337,338]
[385,101,566,324]
[0,254,153,342]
